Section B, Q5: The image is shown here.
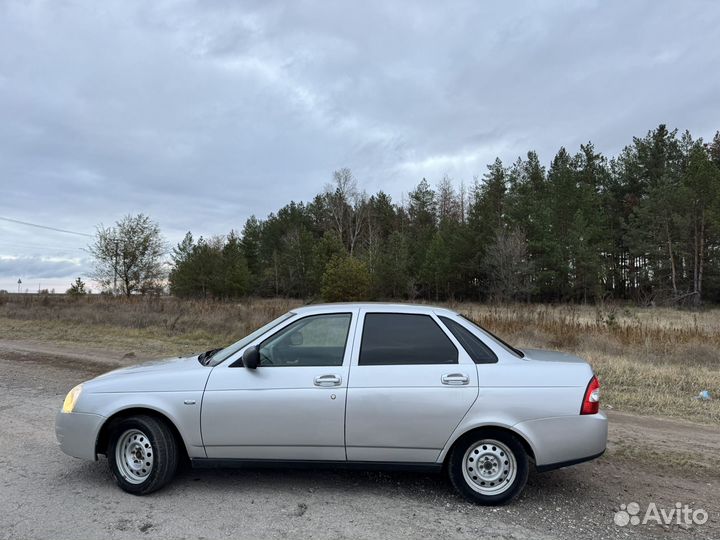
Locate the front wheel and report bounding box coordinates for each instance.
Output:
[107,415,178,495]
[447,429,529,505]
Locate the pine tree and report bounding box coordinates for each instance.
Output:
[375,231,411,298]
[66,277,87,297]
[221,231,251,298]
[683,143,720,305]
[407,178,438,283]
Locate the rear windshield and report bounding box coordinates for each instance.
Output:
[460,315,525,358]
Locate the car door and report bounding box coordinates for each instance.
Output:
[345,309,479,463]
[201,310,357,461]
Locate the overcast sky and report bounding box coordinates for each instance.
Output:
[1,0,718,292]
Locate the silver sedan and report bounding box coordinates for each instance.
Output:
[56,303,607,505]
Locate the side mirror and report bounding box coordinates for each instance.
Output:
[242,346,260,369]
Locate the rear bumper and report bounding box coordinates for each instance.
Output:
[536,449,605,472]
[514,411,607,469]
[55,411,105,460]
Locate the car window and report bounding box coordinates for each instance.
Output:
[359,313,458,365]
[258,313,351,367]
[460,315,525,358]
[439,316,498,364]
[208,312,296,366]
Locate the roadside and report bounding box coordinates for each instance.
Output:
[1,340,718,539]
[3,300,720,425]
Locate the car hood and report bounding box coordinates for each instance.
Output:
[95,355,201,378]
[84,354,211,393]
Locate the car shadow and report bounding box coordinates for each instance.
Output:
[58,455,597,506]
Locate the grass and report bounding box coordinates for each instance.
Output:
[610,441,720,475]
[1,294,718,424]
[458,303,720,424]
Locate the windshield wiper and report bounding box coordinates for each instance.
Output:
[198,348,223,365]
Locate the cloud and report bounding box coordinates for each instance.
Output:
[0,0,718,287]
[0,255,88,280]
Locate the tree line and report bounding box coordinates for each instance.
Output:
[91,125,720,306]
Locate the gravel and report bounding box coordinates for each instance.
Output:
[0,342,717,539]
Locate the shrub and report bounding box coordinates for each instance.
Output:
[321,256,371,302]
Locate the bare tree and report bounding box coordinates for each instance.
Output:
[324,168,367,255]
[484,228,533,302]
[348,191,368,256]
[89,214,167,296]
[324,168,356,245]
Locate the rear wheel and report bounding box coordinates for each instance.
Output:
[448,429,528,505]
[107,415,178,495]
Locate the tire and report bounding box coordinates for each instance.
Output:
[107,415,178,495]
[447,429,529,505]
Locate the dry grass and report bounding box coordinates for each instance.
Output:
[0,295,301,359]
[610,440,720,474]
[1,295,718,423]
[458,303,720,424]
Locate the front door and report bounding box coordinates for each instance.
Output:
[345,310,479,463]
[201,311,356,461]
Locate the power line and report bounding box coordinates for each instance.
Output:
[0,216,94,238]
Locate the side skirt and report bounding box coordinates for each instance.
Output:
[190,458,443,473]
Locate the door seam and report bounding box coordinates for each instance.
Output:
[343,308,361,461]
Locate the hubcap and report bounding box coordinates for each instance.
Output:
[115,429,154,484]
[461,439,517,496]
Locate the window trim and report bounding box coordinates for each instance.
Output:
[230,312,353,368]
[438,316,498,364]
[358,312,459,366]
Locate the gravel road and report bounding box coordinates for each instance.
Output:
[1,340,718,539]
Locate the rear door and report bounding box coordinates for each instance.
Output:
[345,309,478,463]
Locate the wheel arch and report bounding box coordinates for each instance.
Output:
[95,407,190,464]
[441,424,537,467]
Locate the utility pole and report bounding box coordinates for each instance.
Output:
[113,238,119,296]
[17,278,21,294]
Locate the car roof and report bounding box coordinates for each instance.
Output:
[291,302,458,316]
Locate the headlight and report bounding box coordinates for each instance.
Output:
[61,384,83,413]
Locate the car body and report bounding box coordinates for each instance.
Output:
[56,303,607,504]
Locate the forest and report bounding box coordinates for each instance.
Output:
[168,125,720,306]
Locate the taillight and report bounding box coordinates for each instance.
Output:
[581,375,600,415]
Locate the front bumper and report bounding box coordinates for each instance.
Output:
[514,411,608,469]
[55,411,106,460]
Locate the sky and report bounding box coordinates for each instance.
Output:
[0,0,719,293]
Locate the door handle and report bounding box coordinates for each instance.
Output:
[441,373,469,385]
[314,374,342,387]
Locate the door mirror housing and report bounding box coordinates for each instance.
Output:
[242,346,260,369]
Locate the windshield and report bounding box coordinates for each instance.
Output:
[460,315,525,358]
[206,312,296,366]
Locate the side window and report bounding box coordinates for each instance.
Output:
[359,313,458,365]
[439,316,498,364]
[258,313,351,367]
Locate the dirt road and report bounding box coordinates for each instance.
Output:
[1,340,718,539]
